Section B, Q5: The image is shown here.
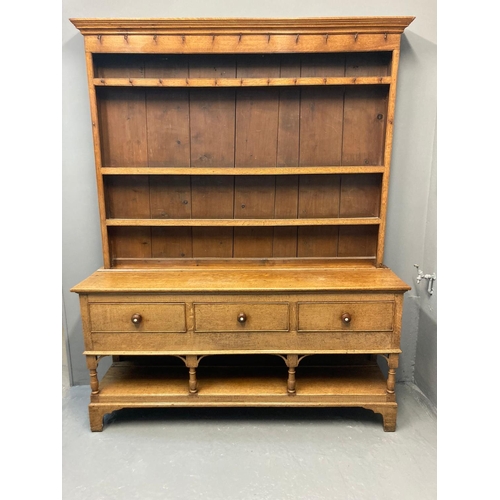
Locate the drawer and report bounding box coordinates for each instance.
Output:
[194,303,289,332]
[89,303,186,333]
[298,301,394,332]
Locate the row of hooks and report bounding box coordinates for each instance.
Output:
[97,76,388,87]
[95,32,390,43]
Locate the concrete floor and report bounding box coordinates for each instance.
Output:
[62,365,436,500]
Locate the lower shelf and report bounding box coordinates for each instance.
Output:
[89,357,397,432]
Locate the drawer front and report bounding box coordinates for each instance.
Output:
[298,301,394,332]
[89,303,186,333]
[194,303,289,332]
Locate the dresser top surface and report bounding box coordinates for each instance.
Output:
[71,266,410,294]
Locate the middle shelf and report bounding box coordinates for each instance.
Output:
[106,218,381,227]
[101,166,386,175]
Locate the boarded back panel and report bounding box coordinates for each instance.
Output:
[276,89,300,167]
[300,53,346,77]
[146,88,190,167]
[273,175,299,257]
[345,52,391,77]
[188,55,236,77]
[234,56,280,255]
[144,54,189,78]
[188,56,237,254]
[338,226,378,257]
[98,88,148,167]
[234,176,275,219]
[105,176,150,218]
[342,86,388,166]
[187,56,237,253]
[235,56,279,168]
[275,58,301,257]
[275,176,299,219]
[237,55,281,78]
[279,54,301,78]
[339,174,381,217]
[151,228,193,258]
[191,176,234,219]
[145,57,190,166]
[192,228,234,258]
[299,87,344,166]
[298,175,340,218]
[147,60,192,257]
[233,228,274,258]
[190,89,236,168]
[93,54,145,78]
[145,62,190,255]
[145,55,189,167]
[191,176,234,256]
[235,89,279,168]
[297,226,338,258]
[108,227,152,260]
[149,175,192,219]
[273,227,298,257]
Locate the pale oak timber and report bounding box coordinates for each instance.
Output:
[71,267,411,294]
[105,217,381,227]
[70,16,413,431]
[110,257,379,269]
[70,17,415,34]
[101,167,387,175]
[93,76,392,87]
[87,359,398,431]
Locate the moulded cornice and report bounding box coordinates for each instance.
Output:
[70,17,415,36]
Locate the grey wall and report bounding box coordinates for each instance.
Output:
[383,27,437,404]
[413,127,437,407]
[62,0,437,402]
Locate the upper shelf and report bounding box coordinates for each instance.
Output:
[94,76,392,88]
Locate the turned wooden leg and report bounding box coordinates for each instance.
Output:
[379,354,399,431]
[386,353,399,400]
[286,355,299,396]
[86,356,99,395]
[188,368,198,394]
[287,367,296,395]
[89,370,99,394]
[186,355,199,395]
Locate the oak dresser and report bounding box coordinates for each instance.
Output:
[70,16,413,431]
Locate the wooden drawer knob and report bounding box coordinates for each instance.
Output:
[237,313,247,324]
[341,313,352,324]
[131,313,142,325]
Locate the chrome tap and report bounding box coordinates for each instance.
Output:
[414,264,437,295]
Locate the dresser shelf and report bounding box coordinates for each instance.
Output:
[93,76,393,87]
[105,218,381,227]
[101,167,387,175]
